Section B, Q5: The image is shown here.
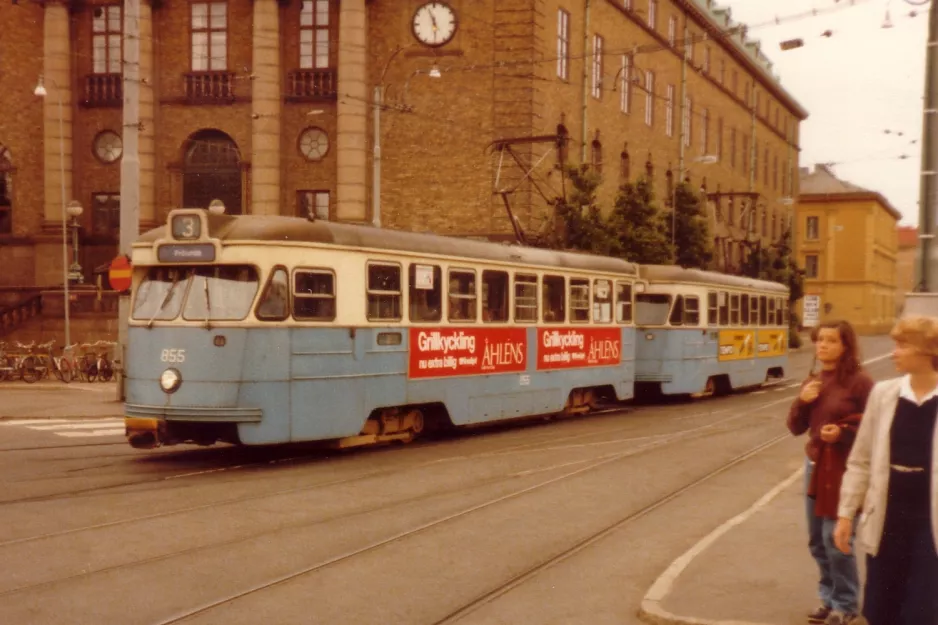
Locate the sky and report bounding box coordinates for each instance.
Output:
[721,0,929,226]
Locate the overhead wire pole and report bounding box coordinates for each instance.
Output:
[118,0,141,400]
[917,0,938,292]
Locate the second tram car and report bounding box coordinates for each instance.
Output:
[124,210,644,449]
[634,265,789,398]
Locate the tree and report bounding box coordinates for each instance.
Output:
[668,182,713,269]
[530,164,614,255]
[606,176,672,264]
[740,228,805,347]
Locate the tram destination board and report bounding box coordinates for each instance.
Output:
[157,243,216,263]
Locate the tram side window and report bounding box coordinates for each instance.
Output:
[730,294,740,325]
[482,270,509,322]
[669,296,685,326]
[767,297,777,326]
[514,274,538,323]
[741,294,750,326]
[570,279,591,323]
[367,263,402,322]
[719,291,729,325]
[593,279,613,323]
[707,292,718,327]
[759,295,768,325]
[542,275,566,323]
[683,296,700,325]
[256,267,290,321]
[448,269,477,322]
[409,264,442,322]
[635,294,671,326]
[615,281,633,323]
[750,295,760,328]
[780,298,789,325]
[293,270,336,321]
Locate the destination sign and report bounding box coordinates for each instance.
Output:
[157,244,216,263]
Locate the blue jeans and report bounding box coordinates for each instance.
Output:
[804,458,860,614]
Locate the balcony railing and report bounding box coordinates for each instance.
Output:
[83,74,123,107]
[287,69,337,101]
[184,71,236,103]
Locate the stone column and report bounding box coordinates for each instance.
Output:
[138,0,157,230]
[251,0,281,216]
[41,0,73,233]
[336,0,367,222]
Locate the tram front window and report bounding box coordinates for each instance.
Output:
[132,268,188,321]
[635,294,672,326]
[132,265,259,322]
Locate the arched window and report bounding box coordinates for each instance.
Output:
[665,168,674,204]
[182,129,243,215]
[591,139,602,174]
[620,149,630,182]
[556,124,569,166]
[0,145,12,235]
[645,157,654,179]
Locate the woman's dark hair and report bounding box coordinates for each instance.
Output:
[816,319,862,384]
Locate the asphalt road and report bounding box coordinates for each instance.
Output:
[0,335,897,625]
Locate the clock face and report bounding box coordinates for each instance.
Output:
[412,2,457,47]
[94,130,123,164]
[299,128,329,161]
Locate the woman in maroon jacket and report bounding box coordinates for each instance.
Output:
[788,320,874,625]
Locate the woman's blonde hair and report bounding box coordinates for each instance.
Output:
[891,315,938,367]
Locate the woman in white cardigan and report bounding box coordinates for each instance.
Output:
[834,315,938,625]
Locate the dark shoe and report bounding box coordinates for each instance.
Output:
[807,605,831,624]
[825,612,863,625]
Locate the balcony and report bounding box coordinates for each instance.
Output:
[83,74,123,108]
[287,69,337,101]
[184,71,236,104]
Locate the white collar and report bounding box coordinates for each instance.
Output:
[898,374,938,406]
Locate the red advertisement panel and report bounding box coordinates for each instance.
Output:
[537,328,622,370]
[408,327,528,379]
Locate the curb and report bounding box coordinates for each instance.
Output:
[0,414,124,421]
[636,468,805,625]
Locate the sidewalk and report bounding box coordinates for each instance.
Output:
[0,379,124,419]
[640,467,865,625]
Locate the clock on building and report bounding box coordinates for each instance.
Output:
[93,130,123,164]
[412,2,457,47]
[298,128,329,161]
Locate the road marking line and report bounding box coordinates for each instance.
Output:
[0,419,77,426]
[639,466,804,625]
[27,420,124,431]
[57,429,125,438]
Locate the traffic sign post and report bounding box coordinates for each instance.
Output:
[108,255,133,293]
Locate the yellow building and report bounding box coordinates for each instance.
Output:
[795,165,900,335]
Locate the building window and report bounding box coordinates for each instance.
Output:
[591,34,603,99]
[764,146,770,186]
[704,47,711,74]
[620,55,631,113]
[191,2,227,71]
[648,0,657,30]
[687,30,695,62]
[91,192,120,236]
[0,145,12,235]
[591,140,603,174]
[732,70,738,96]
[668,15,677,46]
[761,208,767,236]
[806,216,819,240]
[771,210,778,240]
[742,134,750,176]
[682,96,692,147]
[719,58,726,85]
[300,0,331,69]
[665,84,675,138]
[644,71,655,127]
[773,154,779,191]
[557,124,569,164]
[298,127,329,161]
[729,128,736,169]
[557,9,570,80]
[92,5,122,74]
[805,254,819,278]
[727,197,735,226]
[716,118,724,161]
[298,190,330,220]
[701,108,709,153]
[623,0,632,8]
[620,149,631,181]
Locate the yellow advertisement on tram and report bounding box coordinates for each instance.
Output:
[717,330,756,362]
[756,329,788,358]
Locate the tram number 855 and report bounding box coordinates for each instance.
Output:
[160,349,187,364]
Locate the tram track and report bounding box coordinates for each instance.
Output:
[0,401,783,599]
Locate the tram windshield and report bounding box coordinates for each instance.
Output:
[635,293,672,326]
[132,265,259,322]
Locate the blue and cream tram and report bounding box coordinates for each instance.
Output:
[123,209,643,449]
[633,265,789,398]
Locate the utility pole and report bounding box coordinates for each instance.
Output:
[916,0,938,293]
[118,0,141,400]
[373,86,381,228]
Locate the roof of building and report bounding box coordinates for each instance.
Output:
[798,164,903,220]
[898,226,919,249]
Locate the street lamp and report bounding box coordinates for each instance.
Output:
[208,198,226,215]
[66,200,83,284]
[34,74,73,347]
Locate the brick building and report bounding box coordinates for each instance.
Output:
[0,0,806,289]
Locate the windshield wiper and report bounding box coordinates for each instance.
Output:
[202,274,212,330]
[147,275,181,329]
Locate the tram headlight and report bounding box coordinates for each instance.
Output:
[160,368,182,393]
